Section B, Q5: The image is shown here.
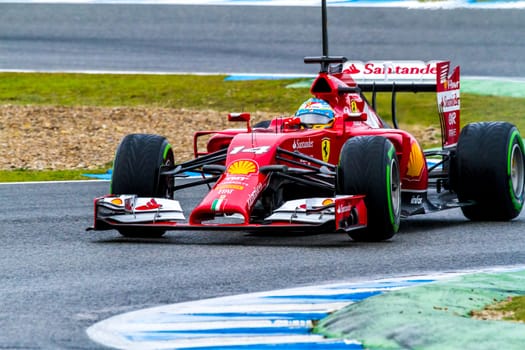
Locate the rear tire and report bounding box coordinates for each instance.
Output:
[111,134,174,238]
[454,122,525,221]
[337,136,401,241]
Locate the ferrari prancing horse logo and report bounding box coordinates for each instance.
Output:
[322,138,330,162]
[351,100,358,113]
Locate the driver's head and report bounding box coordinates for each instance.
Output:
[295,98,335,129]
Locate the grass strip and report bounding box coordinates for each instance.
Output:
[1,72,525,182]
[0,169,109,183]
[471,295,525,322]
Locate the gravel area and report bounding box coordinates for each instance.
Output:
[0,105,274,170]
[0,105,439,170]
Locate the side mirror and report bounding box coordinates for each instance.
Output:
[228,112,251,132]
[228,112,251,122]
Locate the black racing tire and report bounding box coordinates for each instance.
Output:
[111,133,175,238]
[454,122,525,221]
[337,136,401,241]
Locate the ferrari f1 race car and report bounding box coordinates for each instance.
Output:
[89,57,525,241]
[89,7,524,242]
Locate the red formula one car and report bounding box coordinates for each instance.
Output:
[89,8,524,242]
[89,56,525,241]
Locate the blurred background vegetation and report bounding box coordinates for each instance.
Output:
[0,72,523,182]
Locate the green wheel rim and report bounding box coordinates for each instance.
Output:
[508,132,525,210]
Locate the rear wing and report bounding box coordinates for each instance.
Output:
[340,60,460,147]
[342,60,440,92]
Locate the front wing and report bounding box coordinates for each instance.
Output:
[90,195,367,233]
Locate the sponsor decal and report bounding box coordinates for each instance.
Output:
[220,176,249,189]
[216,183,245,191]
[410,195,423,205]
[406,142,425,178]
[337,203,352,214]
[438,63,460,91]
[136,198,162,211]
[322,138,331,162]
[446,80,460,90]
[344,63,360,74]
[438,90,461,113]
[446,110,458,139]
[247,183,264,207]
[436,62,460,146]
[322,198,334,206]
[293,138,314,150]
[439,91,460,112]
[227,159,258,175]
[224,176,250,183]
[343,61,439,82]
[211,195,226,212]
[110,198,123,206]
[448,112,457,126]
[363,62,437,75]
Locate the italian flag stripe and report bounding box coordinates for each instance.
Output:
[211,198,223,211]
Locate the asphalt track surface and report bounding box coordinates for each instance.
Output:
[1,4,525,77]
[1,180,525,349]
[1,3,525,349]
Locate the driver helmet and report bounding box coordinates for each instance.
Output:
[295,98,335,129]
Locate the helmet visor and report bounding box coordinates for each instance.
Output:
[298,113,333,125]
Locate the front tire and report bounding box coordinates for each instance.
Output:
[337,136,401,241]
[454,122,525,221]
[111,133,174,238]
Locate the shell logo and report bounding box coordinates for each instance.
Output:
[227,160,258,175]
[322,199,334,206]
[407,141,425,178]
[110,198,123,206]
